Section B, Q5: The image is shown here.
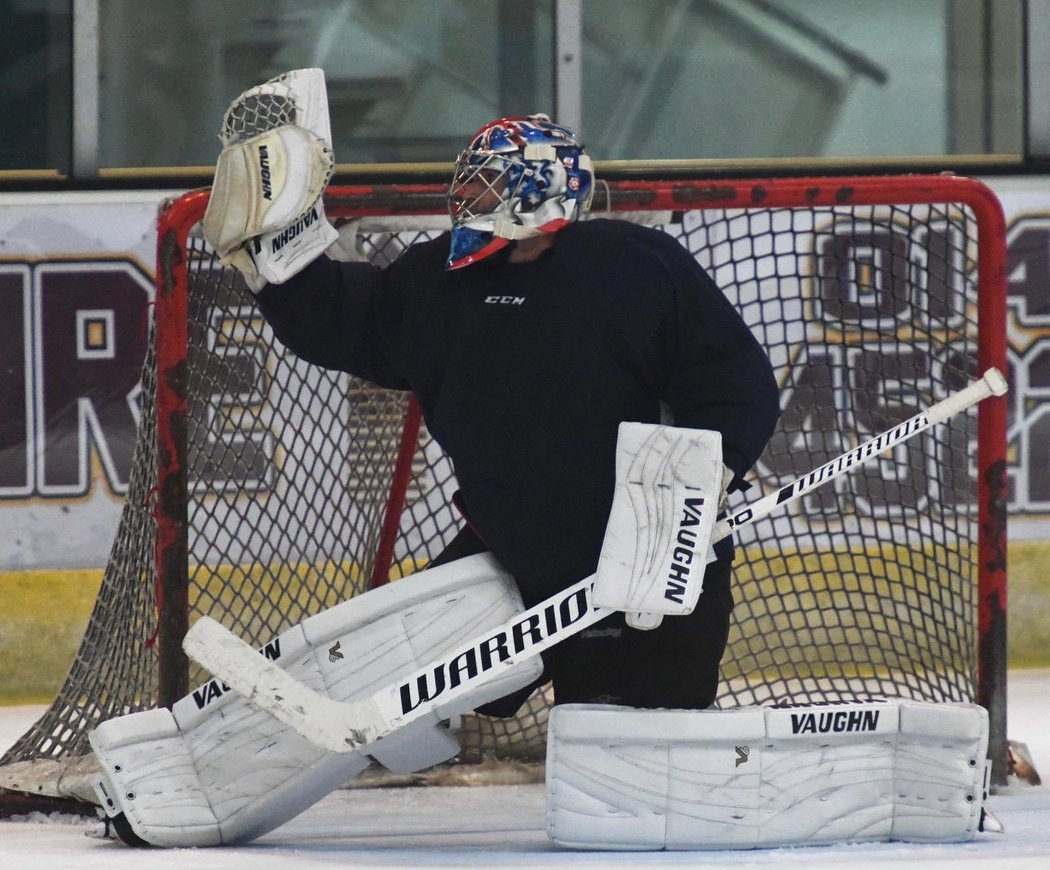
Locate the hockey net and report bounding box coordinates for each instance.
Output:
[0,174,1007,811]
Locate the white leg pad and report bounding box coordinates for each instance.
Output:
[546,700,990,850]
[90,553,541,846]
[91,708,228,847]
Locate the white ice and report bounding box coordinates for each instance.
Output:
[3,672,1050,869]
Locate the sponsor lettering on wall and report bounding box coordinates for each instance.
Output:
[0,193,172,569]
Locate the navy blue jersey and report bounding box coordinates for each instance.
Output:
[257,219,780,604]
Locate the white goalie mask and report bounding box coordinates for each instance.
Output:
[446,114,594,270]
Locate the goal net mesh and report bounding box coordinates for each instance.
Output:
[0,176,1005,806]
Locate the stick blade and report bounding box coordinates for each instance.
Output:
[183,616,385,754]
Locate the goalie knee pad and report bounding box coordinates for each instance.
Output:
[90,553,542,847]
[546,700,990,850]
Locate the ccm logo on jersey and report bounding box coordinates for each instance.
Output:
[258,145,273,200]
[485,295,525,305]
[664,496,706,604]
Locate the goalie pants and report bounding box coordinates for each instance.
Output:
[432,526,734,715]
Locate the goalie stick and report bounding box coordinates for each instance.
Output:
[184,367,1008,754]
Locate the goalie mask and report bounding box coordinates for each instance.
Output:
[446,114,594,270]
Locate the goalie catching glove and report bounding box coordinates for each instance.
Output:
[202,68,339,291]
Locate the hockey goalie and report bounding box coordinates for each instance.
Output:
[89,68,994,850]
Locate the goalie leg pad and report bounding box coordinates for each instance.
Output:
[546,700,989,850]
[90,553,542,847]
[90,705,369,848]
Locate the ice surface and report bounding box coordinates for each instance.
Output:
[2,671,1049,869]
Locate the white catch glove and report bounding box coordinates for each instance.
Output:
[204,124,332,255]
[593,423,725,630]
[202,68,340,292]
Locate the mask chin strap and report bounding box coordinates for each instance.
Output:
[490,217,546,240]
[459,197,559,242]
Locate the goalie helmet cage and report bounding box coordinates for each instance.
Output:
[0,174,1008,814]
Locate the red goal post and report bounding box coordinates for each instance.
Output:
[0,173,1009,816]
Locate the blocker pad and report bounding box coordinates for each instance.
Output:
[593,422,723,627]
